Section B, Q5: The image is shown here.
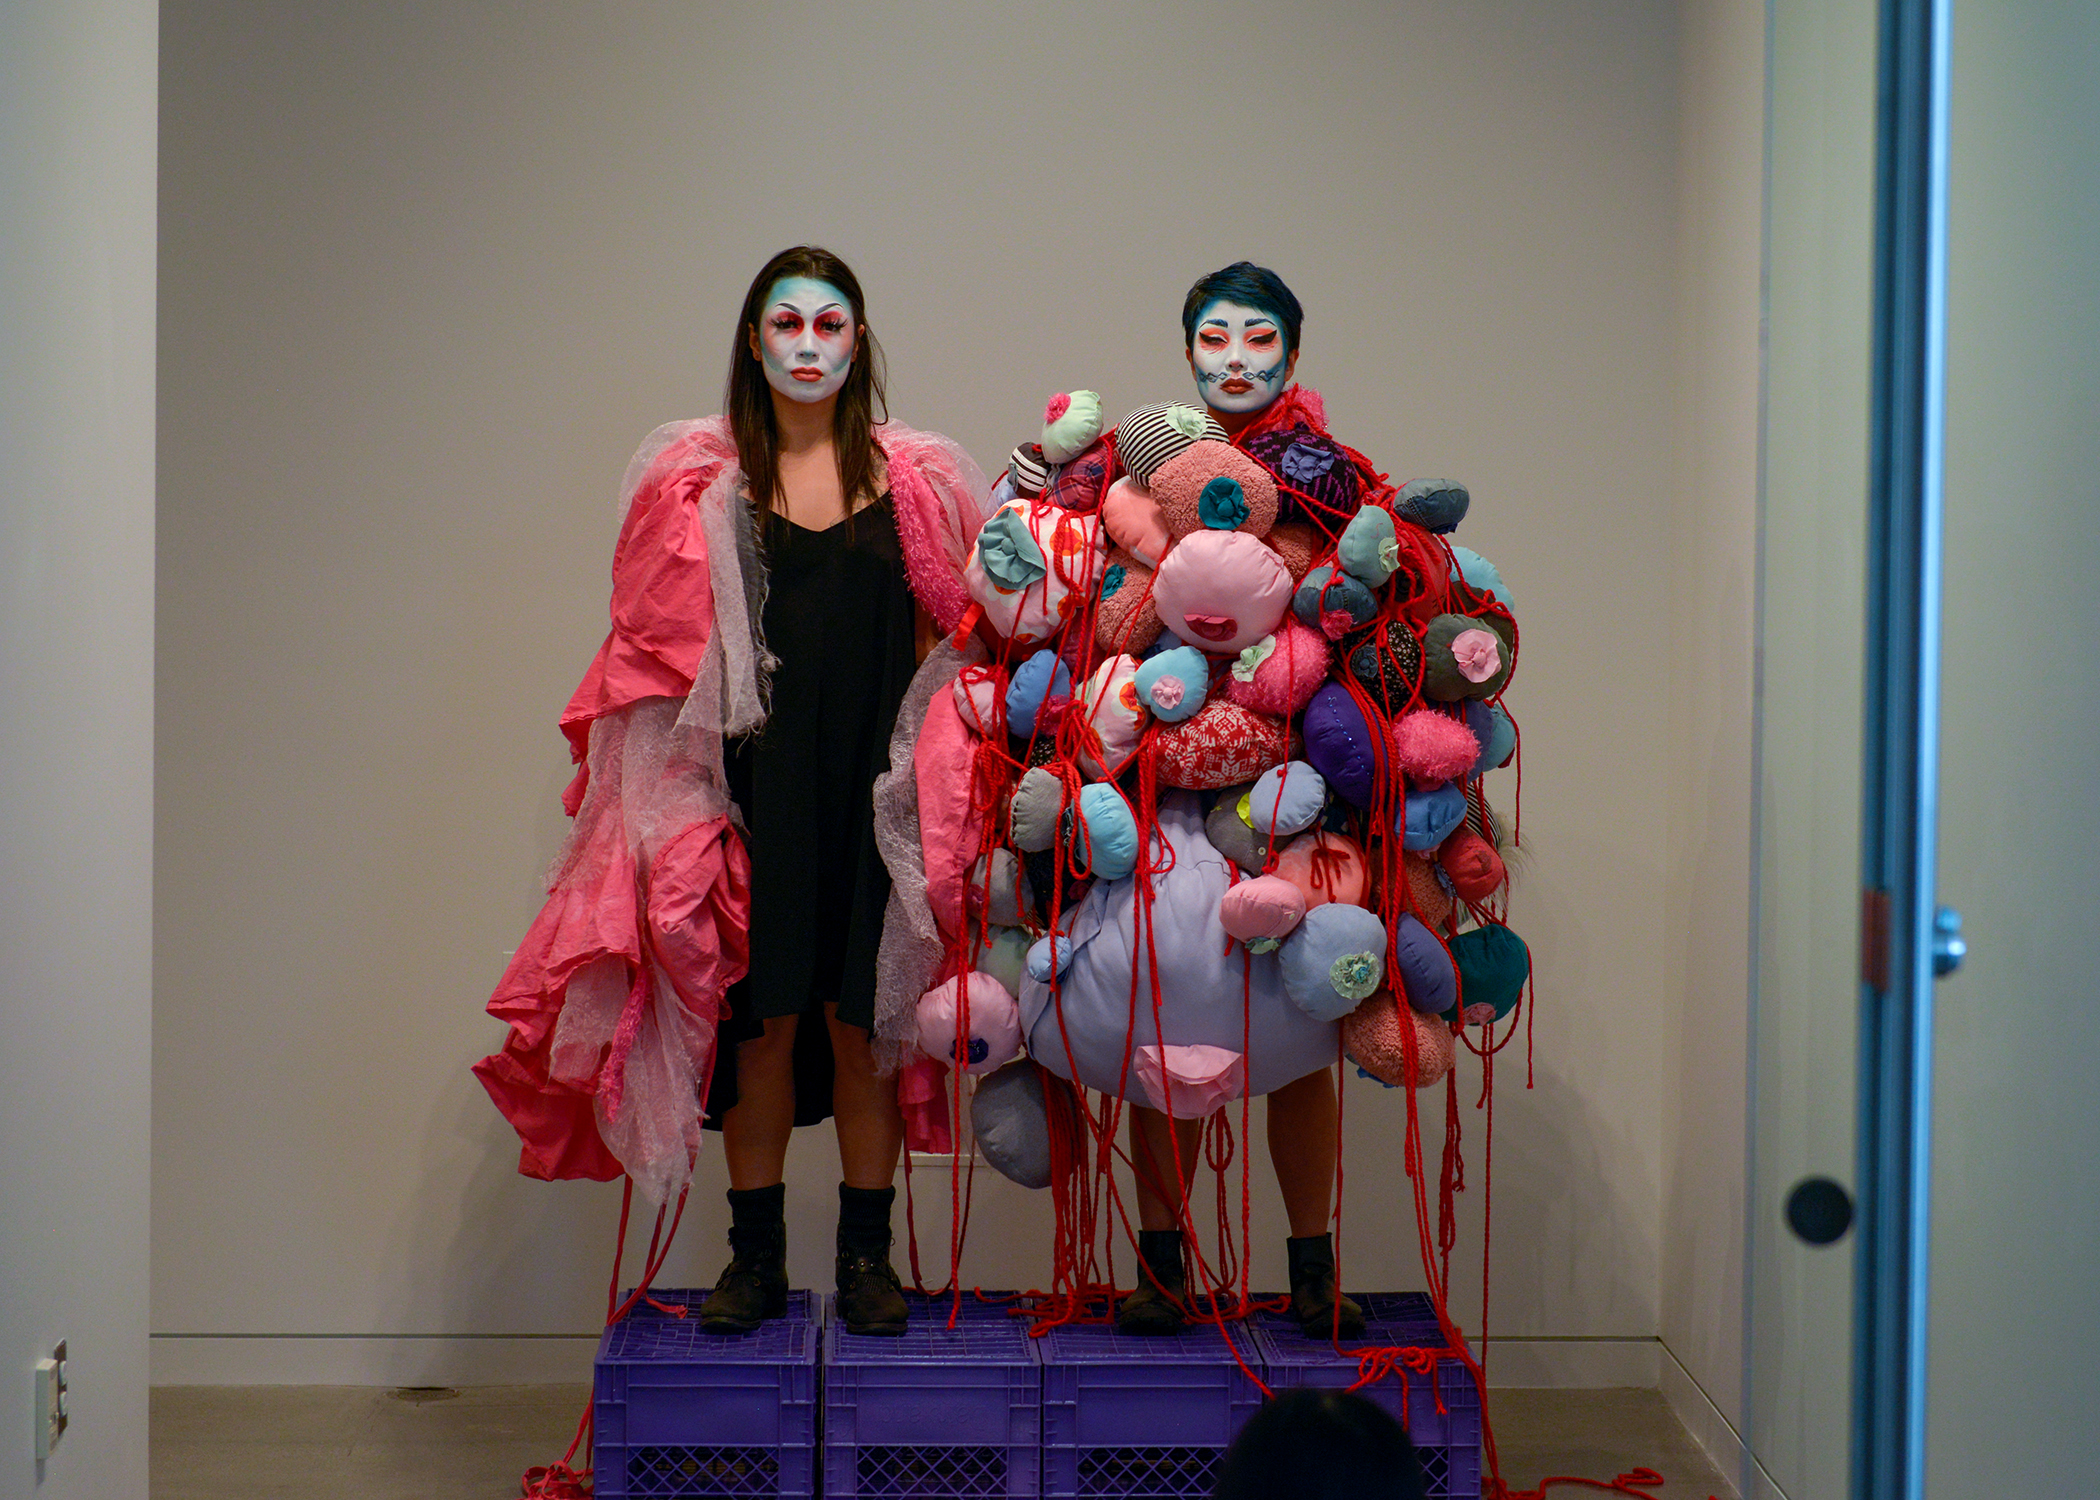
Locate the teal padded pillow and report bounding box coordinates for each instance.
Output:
[1134,645,1209,723]
[1448,922,1529,1023]
[1337,504,1401,587]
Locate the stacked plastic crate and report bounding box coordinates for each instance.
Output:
[1037,1316,1268,1499]
[592,1289,820,1499]
[1250,1291,1482,1500]
[824,1292,1041,1498]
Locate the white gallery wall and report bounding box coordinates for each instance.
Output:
[0,2,158,1497]
[154,0,1757,1435]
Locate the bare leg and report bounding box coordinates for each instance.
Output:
[721,1014,798,1190]
[1265,1068,1338,1238]
[1129,1105,1206,1230]
[827,1003,904,1190]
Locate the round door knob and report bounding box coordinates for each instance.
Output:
[1932,905,1966,978]
[1785,1176,1855,1246]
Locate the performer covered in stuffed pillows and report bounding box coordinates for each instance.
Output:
[475,246,984,1336]
[1119,262,1365,1337]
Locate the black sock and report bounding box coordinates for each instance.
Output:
[836,1183,896,1260]
[726,1183,785,1257]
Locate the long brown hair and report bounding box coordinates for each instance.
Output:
[726,246,889,515]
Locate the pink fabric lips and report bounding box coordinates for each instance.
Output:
[1181,613,1239,643]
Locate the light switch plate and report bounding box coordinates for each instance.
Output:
[33,1342,67,1461]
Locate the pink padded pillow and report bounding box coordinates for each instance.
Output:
[1401,851,1456,929]
[1153,699,1294,790]
[1151,530,1292,654]
[1134,1043,1247,1118]
[1391,708,1481,784]
[1437,825,1507,902]
[915,972,1022,1075]
[1341,992,1455,1089]
[1076,654,1148,777]
[1095,547,1163,655]
[1273,829,1370,910]
[1149,439,1280,541]
[1218,874,1308,945]
[1223,617,1331,717]
[1100,476,1172,567]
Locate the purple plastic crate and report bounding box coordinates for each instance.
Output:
[823,1291,1040,1498]
[593,1289,819,1499]
[1251,1291,1481,1500]
[1038,1315,1267,1499]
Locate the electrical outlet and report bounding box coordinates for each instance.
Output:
[33,1341,67,1461]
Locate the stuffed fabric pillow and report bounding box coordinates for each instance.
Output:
[1153,698,1293,790]
[966,497,1105,646]
[1205,787,1276,874]
[1437,825,1506,902]
[916,972,1023,1075]
[1273,829,1370,910]
[952,663,1007,736]
[1100,476,1172,567]
[1115,402,1228,486]
[1402,851,1457,930]
[1135,645,1208,722]
[1394,478,1470,535]
[1218,874,1307,947]
[1006,648,1071,740]
[1464,697,1517,775]
[1264,520,1321,582]
[1300,681,1380,808]
[1447,544,1512,609]
[1008,443,1051,498]
[1450,923,1530,1024]
[973,925,1033,998]
[1281,902,1389,1022]
[1337,504,1401,586]
[1390,913,1458,1015]
[1422,612,1515,701]
[1076,654,1148,777]
[1069,781,1140,880]
[1392,709,1481,784]
[1134,1043,1246,1118]
[972,1061,1053,1189]
[1400,781,1468,852]
[1152,529,1293,654]
[1245,760,1327,837]
[1223,618,1330,718]
[1243,426,1361,535]
[1150,439,1279,540]
[1094,550,1163,655]
[1347,619,1424,716]
[967,848,1037,928]
[1008,764,1065,852]
[1293,565,1380,639]
[1342,993,1455,1089]
[1043,439,1112,513]
[1041,390,1104,465]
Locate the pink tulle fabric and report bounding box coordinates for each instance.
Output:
[478,416,985,1202]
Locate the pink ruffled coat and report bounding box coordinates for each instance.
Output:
[476,417,986,1202]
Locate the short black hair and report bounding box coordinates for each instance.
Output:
[1181,261,1305,355]
[1214,1388,1424,1500]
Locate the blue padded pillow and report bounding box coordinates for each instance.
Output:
[1245,760,1327,837]
[1462,699,1516,776]
[1394,478,1470,535]
[1399,781,1468,851]
[1006,648,1072,739]
[971,1061,1053,1190]
[1071,782,1140,881]
[1292,565,1379,635]
[1391,913,1458,1014]
[1280,902,1389,1022]
[1134,645,1209,723]
[1337,504,1401,587]
[1025,932,1077,983]
[1448,545,1512,610]
[1301,682,1378,808]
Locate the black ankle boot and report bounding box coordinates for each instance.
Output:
[1117,1229,1188,1335]
[699,1185,789,1334]
[1287,1233,1365,1338]
[835,1184,907,1335]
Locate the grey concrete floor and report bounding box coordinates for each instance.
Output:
[150,1383,1736,1499]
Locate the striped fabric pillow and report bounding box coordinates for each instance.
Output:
[1112,401,1227,486]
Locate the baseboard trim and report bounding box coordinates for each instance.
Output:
[1470,1336,1661,1388]
[1656,1340,1793,1500]
[150,1334,599,1386]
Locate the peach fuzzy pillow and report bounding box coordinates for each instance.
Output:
[1149,439,1279,540]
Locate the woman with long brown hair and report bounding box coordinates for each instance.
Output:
[476,246,985,1336]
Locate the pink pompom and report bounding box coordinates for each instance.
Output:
[1319,609,1354,641]
[1392,710,1482,784]
[1044,392,1071,424]
[1223,617,1331,717]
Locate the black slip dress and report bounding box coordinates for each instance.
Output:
[704,489,919,1128]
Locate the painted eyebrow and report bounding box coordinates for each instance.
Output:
[769,301,848,316]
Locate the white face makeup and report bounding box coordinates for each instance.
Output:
[755,276,856,404]
[1188,299,1292,414]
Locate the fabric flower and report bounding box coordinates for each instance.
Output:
[1149,674,1186,711]
[1198,477,1250,531]
[1165,404,1209,440]
[1232,634,1277,683]
[1102,562,1127,598]
[1280,440,1337,485]
[1329,951,1383,1003]
[1451,628,1503,683]
[977,506,1047,591]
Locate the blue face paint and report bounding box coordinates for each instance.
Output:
[1189,298,1290,414]
[757,276,855,404]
